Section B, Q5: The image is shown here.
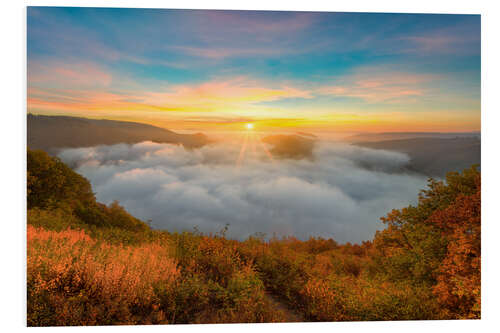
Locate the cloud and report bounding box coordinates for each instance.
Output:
[28,75,312,115]
[316,66,440,103]
[58,140,428,243]
[201,11,315,35]
[28,61,112,89]
[27,87,148,114]
[397,20,480,56]
[172,46,287,59]
[143,77,313,107]
[169,11,317,59]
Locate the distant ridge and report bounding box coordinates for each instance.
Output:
[355,137,480,177]
[27,114,210,152]
[346,132,480,143]
[296,132,317,138]
[262,134,315,160]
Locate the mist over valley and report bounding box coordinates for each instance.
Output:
[57,137,429,243]
[27,114,480,243]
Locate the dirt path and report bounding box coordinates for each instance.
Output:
[264,292,305,322]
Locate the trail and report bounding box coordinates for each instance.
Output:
[264,291,305,322]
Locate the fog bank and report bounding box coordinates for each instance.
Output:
[58,140,428,243]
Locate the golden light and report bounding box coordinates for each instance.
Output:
[245,123,254,130]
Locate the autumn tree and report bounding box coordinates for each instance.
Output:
[372,166,480,318]
[27,148,94,210]
[429,176,480,318]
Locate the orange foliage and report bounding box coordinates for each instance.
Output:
[27,225,178,326]
[430,177,481,319]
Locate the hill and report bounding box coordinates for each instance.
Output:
[262,134,315,159]
[346,131,480,143]
[27,114,210,153]
[354,137,480,178]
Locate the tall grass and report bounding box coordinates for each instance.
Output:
[27,225,286,326]
[27,225,178,326]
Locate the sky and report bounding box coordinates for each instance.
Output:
[27,7,481,134]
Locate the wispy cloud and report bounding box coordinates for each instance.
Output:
[192,11,316,43]
[143,77,313,107]
[316,67,440,103]
[28,76,313,115]
[28,88,141,113]
[172,46,287,59]
[28,61,112,88]
[168,11,318,60]
[397,20,480,56]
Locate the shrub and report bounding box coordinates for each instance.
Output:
[301,277,439,321]
[27,149,94,210]
[27,226,178,326]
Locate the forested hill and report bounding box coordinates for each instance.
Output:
[354,137,480,178]
[262,134,315,160]
[27,114,210,152]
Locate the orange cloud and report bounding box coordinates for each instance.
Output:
[28,61,112,88]
[27,86,147,114]
[142,77,313,109]
[27,76,313,117]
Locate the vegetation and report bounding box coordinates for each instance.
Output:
[27,148,481,325]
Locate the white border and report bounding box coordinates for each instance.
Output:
[18,0,486,14]
[2,1,500,332]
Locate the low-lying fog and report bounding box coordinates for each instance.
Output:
[58,140,428,243]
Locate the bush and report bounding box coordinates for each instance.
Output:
[27,226,178,326]
[301,277,439,321]
[27,208,83,231]
[27,149,94,210]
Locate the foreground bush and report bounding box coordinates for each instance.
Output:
[167,232,286,323]
[27,226,179,326]
[27,226,285,326]
[301,277,439,321]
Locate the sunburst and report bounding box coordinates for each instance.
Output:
[235,124,273,168]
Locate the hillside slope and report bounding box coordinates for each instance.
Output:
[347,132,480,143]
[355,137,480,177]
[28,114,210,152]
[262,134,315,159]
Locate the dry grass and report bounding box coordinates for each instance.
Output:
[27,225,178,326]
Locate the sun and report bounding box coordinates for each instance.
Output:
[245,123,254,130]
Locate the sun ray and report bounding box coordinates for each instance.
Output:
[250,131,257,155]
[256,133,274,163]
[235,132,249,168]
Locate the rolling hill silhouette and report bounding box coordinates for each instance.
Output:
[28,114,210,152]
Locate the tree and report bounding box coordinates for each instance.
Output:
[372,166,480,318]
[430,176,480,318]
[27,148,94,210]
[27,148,149,232]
